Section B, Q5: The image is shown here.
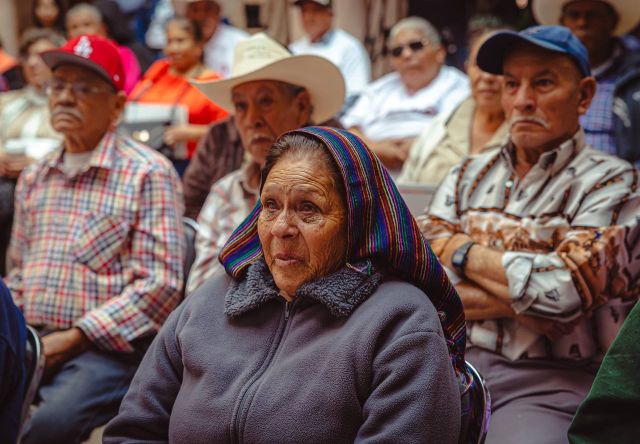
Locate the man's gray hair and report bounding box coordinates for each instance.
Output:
[389,16,441,46]
[66,3,103,23]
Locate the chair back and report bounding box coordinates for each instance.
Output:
[21,325,45,425]
[459,360,491,444]
[183,217,199,285]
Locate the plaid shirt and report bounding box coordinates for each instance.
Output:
[581,39,630,159]
[422,130,640,361]
[6,131,184,352]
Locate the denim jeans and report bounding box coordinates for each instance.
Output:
[20,348,143,444]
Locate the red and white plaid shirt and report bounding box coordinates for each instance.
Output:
[6,131,184,352]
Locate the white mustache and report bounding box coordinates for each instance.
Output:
[52,106,84,121]
[510,116,550,129]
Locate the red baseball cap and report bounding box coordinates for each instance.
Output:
[41,34,125,92]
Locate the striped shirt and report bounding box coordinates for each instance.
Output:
[421,130,640,361]
[6,131,185,352]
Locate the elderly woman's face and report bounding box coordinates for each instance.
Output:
[258,153,347,300]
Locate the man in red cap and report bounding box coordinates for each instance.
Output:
[5,34,185,443]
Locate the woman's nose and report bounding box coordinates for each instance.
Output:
[271,210,297,238]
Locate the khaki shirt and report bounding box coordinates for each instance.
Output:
[399,97,508,186]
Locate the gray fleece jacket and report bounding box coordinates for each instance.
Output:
[104,260,461,443]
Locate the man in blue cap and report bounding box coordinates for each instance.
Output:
[421,25,640,443]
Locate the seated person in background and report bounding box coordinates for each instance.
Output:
[0,277,26,444]
[128,17,227,175]
[0,28,65,277]
[183,0,249,78]
[420,25,640,443]
[568,299,640,444]
[185,32,345,295]
[65,2,141,94]
[32,0,66,36]
[398,24,508,186]
[533,0,640,166]
[289,0,371,102]
[104,127,465,443]
[8,34,184,443]
[341,16,469,172]
[95,0,156,74]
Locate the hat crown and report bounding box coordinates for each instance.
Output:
[230,33,291,78]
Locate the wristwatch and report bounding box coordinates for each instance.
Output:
[451,241,475,278]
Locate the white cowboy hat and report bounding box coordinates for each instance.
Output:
[533,0,640,36]
[192,33,345,123]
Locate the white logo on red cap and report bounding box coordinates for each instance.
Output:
[73,36,93,59]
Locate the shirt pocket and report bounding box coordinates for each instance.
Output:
[73,213,130,272]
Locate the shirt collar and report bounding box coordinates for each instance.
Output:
[45,130,118,174]
[238,160,261,198]
[500,128,586,177]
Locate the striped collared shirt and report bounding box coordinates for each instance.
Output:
[6,131,185,352]
[421,129,640,360]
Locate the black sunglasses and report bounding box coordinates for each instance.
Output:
[389,40,428,58]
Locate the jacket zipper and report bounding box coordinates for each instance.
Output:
[231,299,294,443]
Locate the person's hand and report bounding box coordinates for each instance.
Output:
[0,153,35,178]
[163,124,207,146]
[370,139,412,170]
[41,327,92,380]
[515,314,580,341]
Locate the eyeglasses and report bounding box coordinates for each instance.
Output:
[45,78,113,98]
[389,40,429,58]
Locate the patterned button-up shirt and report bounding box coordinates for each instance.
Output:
[421,130,640,361]
[186,161,259,295]
[6,131,185,352]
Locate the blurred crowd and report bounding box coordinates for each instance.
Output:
[1,0,640,443]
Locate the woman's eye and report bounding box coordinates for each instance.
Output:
[263,199,278,210]
[299,202,317,213]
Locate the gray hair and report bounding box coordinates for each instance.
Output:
[389,16,441,46]
[66,3,103,23]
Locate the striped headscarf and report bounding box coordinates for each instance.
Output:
[219,126,466,376]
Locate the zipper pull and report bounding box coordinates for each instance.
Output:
[284,301,291,321]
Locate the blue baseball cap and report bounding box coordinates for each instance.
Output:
[476,25,591,78]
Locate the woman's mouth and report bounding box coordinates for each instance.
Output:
[274,253,301,266]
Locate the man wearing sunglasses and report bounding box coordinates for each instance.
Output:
[6,34,184,443]
[341,16,469,173]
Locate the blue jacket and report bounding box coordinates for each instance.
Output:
[0,278,26,444]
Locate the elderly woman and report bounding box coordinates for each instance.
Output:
[104,127,466,443]
[398,25,509,186]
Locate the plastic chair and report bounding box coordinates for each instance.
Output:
[459,360,491,444]
[21,325,45,425]
[182,217,199,287]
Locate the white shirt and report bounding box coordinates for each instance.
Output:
[341,66,469,141]
[204,23,249,78]
[289,28,371,97]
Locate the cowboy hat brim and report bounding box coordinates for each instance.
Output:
[191,54,346,124]
[533,0,640,36]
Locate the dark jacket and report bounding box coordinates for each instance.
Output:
[104,260,461,443]
[0,278,26,444]
[612,49,640,165]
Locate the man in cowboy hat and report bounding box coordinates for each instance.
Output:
[7,34,184,443]
[533,0,640,166]
[184,32,345,295]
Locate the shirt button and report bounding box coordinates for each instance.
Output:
[505,180,513,188]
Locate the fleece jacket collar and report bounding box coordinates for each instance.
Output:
[224,259,382,319]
